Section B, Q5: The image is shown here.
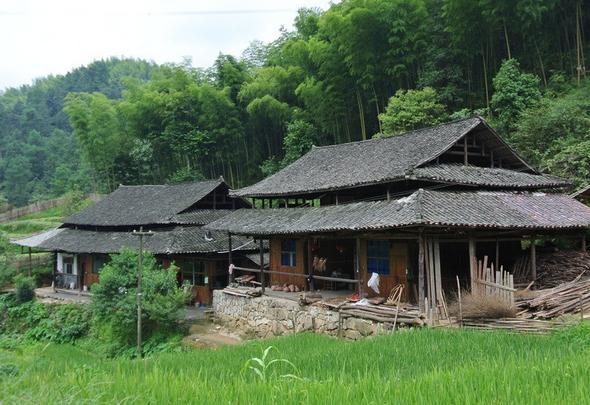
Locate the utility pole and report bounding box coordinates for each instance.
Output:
[132,226,153,359]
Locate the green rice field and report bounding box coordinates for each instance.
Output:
[1,326,589,404]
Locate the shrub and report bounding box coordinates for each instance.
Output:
[449,292,516,319]
[14,275,36,304]
[90,249,188,356]
[0,293,92,344]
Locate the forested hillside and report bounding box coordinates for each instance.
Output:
[1,0,589,206]
[0,59,158,206]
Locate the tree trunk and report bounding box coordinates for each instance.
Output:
[356,89,367,141]
[481,44,490,112]
[504,21,512,59]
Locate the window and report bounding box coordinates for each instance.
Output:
[178,261,207,286]
[62,256,74,274]
[367,240,390,274]
[281,239,297,267]
[93,255,108,274]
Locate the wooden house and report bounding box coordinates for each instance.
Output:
[205,117,590,310]
[14,179,254,304]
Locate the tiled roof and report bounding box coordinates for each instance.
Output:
[64,179,224,226]
[231,117,539,197]
[411,164,570,189]
[205,190,590,235]
[26,226,254,255]
[169,210,235,225]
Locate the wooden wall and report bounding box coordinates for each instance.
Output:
[269,238,306,288]
[268,236,412,298]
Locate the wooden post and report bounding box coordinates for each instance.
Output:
[307,239,314,291]
[28,247,32,277]
[418,230,425,312]
[228,232,234,285]
[464,136,468,165]
[495,239,500,268]
[335,195,339,206]
[212,189,217,209]
[77,255,83,292]
[582,235,586,252]
[469,237,476,291]
[386,187,391,201]
[531,239,537,281]
[355,237,362,297]
[259,239,265,294]
[434,239,442,305]
[52,252,57,292]
[132,226,154,359]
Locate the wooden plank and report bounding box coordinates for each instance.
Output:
[531,240,537,280]
[259,239,265,294]
[355,237,361,296]
[469,237,476,291]
[418,231,425,312]
[434,238,442,305]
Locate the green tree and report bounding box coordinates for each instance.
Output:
[376,87,447,136]
[491,59,542,134]
[90,249,187,356]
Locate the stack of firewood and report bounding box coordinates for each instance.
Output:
[339,303,424,326]
[513,250,590,288]
[517,276,590,319]
[535,251,590,288]
[223,286,262,298]
[462,318,567,333]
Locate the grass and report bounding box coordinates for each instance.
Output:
[0,198,94,239]
[1,327,589,404]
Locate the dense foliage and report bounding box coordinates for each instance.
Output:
[1,0,589,205]
[90,249,187,357]
[0,294,92,344]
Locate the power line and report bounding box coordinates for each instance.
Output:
[0,8,298,17]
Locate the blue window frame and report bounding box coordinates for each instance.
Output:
[281,239,297,267]
[367,240,390,274]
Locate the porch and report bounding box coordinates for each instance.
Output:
[226,231,588,317]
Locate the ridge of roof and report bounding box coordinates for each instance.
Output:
[311,116,482,150]
[64,178,227,227]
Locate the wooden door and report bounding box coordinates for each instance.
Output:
[390,242,408,300]
[83,255,100,288]
[363,241,408,300]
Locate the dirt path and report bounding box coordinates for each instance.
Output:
[182,322,243,349]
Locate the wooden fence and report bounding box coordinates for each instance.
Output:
[473,255,515,305]
[13,253,52,271]
[0,193,101,223]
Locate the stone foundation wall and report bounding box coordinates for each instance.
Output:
[212,290,391,340]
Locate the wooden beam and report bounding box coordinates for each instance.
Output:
[307,239,314,291]
[464,136,468,165]
[418,231,425,311]
[355,237,362,297]
[434,238,442,305]
[468,237,476,291]
[228,232,234,285]
[52,252,57,292]
[259,239,265,294]
[495,239,500,268]
[530,240,536,281]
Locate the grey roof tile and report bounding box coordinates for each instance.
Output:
[411,164,570,189]
[206,190,590,235]
[232,117,484,197]
[34,226,254,255]
[64,179,224,226]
